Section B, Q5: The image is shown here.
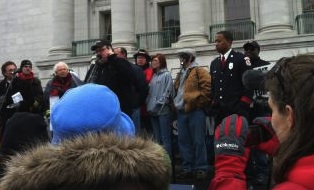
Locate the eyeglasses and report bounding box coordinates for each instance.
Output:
[7,69,15,72]
[273,57,291,104]
[274,64,286,91]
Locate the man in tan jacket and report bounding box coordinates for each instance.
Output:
[173,48,211,180]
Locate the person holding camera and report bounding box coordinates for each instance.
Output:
[209,54,314,189]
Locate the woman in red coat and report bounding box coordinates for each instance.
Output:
[209,55,314,190]
[134,49,153,136]
[265,55,314,189]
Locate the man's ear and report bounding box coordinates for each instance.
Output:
[285,105,294,129]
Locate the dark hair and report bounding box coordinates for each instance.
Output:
[119,47,127,57]
[265,55,314,183]
[151,54,167,72]
[1,61,16,74]
[217,31,233,42]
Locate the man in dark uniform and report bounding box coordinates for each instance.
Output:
[210,31,253,125]
[86,40,135,117]
[243,40,271,120]
[243,40,272,187]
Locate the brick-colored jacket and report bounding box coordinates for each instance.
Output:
[174,66,211,113]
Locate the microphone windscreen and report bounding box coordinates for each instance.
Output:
[242,70,267,91]
[12,68,21,74]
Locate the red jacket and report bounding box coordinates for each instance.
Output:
[273,154,314,190]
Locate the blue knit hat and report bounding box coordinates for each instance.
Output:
[51,84,135,144]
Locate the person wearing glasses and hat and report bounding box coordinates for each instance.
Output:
[86,40,135,117]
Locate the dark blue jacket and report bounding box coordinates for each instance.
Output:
[210,50,253,120]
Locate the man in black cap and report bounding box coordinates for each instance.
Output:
[16,59,44,114]
[243,40,271,187]
[243,41,270,70]
[85,40,135,117]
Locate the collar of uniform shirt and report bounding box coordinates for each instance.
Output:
[221,48,232,60]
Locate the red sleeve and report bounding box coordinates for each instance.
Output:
[144,68,153,84]
[273,182,308,190]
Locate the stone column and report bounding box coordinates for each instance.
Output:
[174,0,208,47]
[257,0,294,36]
[111,0,136,51]
[49,0,74,57]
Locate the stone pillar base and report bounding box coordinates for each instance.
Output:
[49,47,72,57]
[173,33,209,48]
[255,29,297,40]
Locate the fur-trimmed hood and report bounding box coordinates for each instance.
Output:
[0,133,171,190]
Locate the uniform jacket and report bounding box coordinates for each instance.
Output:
[210,50,253,117]
[146,68,174,115]
[174,64,211,113]
[87,54,136,117]
[273,154,314,190]
[0,133,171,190]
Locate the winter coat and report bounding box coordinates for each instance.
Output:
[146,68,174,115]
[273,154,314,190]
[210,50,253,119]
[86,54,136,117]
[0,133,171,190]
[43,72,83,112]
[174,64,211,113]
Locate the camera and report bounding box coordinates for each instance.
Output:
[246,124,272,146]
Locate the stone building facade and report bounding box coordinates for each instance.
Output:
[0,0,313,85]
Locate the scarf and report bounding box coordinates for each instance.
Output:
[50,73,72,97]
[17,72,34,81]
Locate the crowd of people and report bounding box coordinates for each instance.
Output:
[0,30,313,190]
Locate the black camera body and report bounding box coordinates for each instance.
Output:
[246,124,272,146]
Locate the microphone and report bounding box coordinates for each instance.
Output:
[11,68,21,75]
[242,70,267,91]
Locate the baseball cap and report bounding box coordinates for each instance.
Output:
[243,41,260,51]
[91,40,112,51]
[177,48,197,57]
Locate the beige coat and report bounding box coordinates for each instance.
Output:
[174,66,211,112]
